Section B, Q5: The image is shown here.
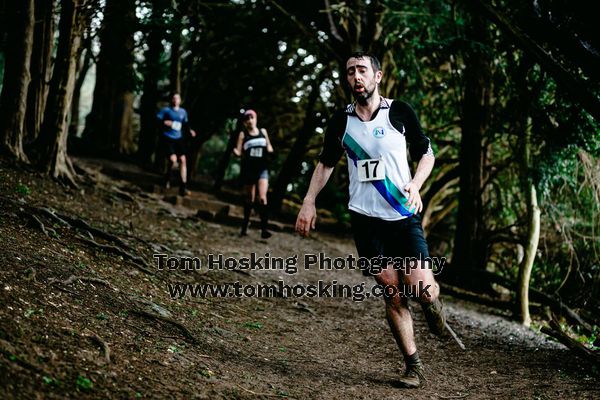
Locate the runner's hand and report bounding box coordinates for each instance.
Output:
[190,129,197,138]
[404,181,423,214]
[296,201,317,237]
[164,120,173,127]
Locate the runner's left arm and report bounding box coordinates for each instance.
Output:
[390,101,435,213]
[262,129,274,153]
[183,110,196,137]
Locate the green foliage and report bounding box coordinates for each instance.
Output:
[43,376,60,387]
[167,344,181,353]
[96,312,108,320]
[199,367,215,378]
[244,322,263,329]
[76,375,93,391]
[15,183,31,196]
[196,119,240,181]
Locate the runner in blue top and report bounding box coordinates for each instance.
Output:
[157,93,196,196]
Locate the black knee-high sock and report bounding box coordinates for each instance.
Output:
[259,203,269,231]
[241,202,252,234]
[165,163,173,185]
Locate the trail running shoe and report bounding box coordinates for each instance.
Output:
[179,186,191,197]
[397,363,425,388]
[421,298,447,337]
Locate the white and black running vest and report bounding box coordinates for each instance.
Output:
[242,129,268,170]
[342,98,415,221]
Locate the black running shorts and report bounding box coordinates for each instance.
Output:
[350,210,430,276]
[162,136,188,157]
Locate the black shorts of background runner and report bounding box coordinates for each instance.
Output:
[161,136,188,157]
[240,168,268,186]
[240,164,269,186]
[350,211,430,276]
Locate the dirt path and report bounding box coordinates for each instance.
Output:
[0,160,597,399]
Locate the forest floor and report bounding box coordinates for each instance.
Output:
[0,157,598,399]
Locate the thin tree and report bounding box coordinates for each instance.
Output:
[138,0,168,166]
[83,0,136,154]
[36,0,92,185]
[450,9,491,280]
[0,0,35,162]
[25,0,55,143]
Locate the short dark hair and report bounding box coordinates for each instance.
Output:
[348,51,381,72]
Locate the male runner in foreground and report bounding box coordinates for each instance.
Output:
[295,52,447,388]
[157,92,196,196]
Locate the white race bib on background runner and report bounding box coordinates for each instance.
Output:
[357,158,385,182]
[171,121,182,131]
[249,148,263,157]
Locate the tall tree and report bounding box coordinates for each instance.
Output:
[36,0,91,185]
[450,9,491,278]
[69,25,94,137]
[138,0,168,166]
[25,0,55,143]
[170,22,182,94]
[83,0,137,154]
[0,0,35,162]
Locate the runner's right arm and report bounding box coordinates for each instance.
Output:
[156,108,173,128]
[295,162,335,237]
[232,131,244,157]
[295,110,346,237]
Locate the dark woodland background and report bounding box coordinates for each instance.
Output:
[0,0,599,362]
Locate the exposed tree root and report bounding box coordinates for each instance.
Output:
[0,196,155,274]
[541,314,600,367]
[84,330,111,363]
[130,309,199,345]
[48,274,114,288]
[76,234,153,274]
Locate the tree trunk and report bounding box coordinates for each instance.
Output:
[138,0,167,166]
[517,117,541,326]
[517,170,541,326]
[170,28,182,94]
[25,0,55,143]
[37,0,86,185]
[450,10,491,280]
[0,0,35,162]
[82,0,136,155]
[69,35,93,137]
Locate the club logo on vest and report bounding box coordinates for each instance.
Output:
[373,127,385,138]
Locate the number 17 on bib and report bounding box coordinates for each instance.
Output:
[357,158,386,182]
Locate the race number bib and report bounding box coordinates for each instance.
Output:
[357,158,385,182]
[249,147,263,157]
[171,121,182,131]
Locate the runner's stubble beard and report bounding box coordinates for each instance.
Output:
[354,82,378,106]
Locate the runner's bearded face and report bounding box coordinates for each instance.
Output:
[346,57,380,106]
